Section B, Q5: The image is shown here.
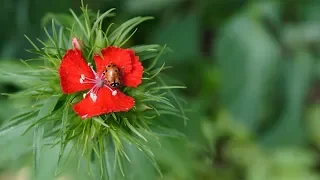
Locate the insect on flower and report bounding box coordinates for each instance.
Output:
[59,39,143,119]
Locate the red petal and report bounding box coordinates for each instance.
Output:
[122,50,143,87]
[72,87,135,119]
[59,49,95,94]
[94,46,132,75]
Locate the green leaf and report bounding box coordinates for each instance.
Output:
[25,35,40,51]
[33,124,44,176]
[56,103,70,175]
[109,16,153,46]
[146,44,167,71]
[33,95,60,176]
[215,12,281,131]
[307,105,320,148]
[125,0,183,13]
[123,143,158,180]
[0,110,37,137]
[104,138,115,180]
[38,95,60,120]
[152,85,186,91]
[0,125,33,168]
[131,44,162,53]
[151,126,185,138]
[261,51,314,146]
[90,8,115,38]
[41,13,74,28]
[123,118,147,142]
[92,117,110,128]
[151,13,200,64]
[157,77,188,125]
[70,9,88,39]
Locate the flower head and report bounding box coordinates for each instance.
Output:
[2,5,187,178]
[59,41,143,119]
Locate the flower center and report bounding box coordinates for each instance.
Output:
[79,63,117,102]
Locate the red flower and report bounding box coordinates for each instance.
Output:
[59,44,143,119]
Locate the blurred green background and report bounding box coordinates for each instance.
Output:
[1,0,320,179]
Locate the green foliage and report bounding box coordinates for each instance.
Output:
[1,0,320,180]
[0,3,186,179]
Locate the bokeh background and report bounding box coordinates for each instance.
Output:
[1,0,320,179]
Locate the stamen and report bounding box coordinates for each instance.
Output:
[79,74,85,84]
[112,91,117,96]
[90,92,97,102]
[104,85,117,96]
[79,74,97,85]
[88,63,97,77]
[96,80,104,88]
[78,64,118,104]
